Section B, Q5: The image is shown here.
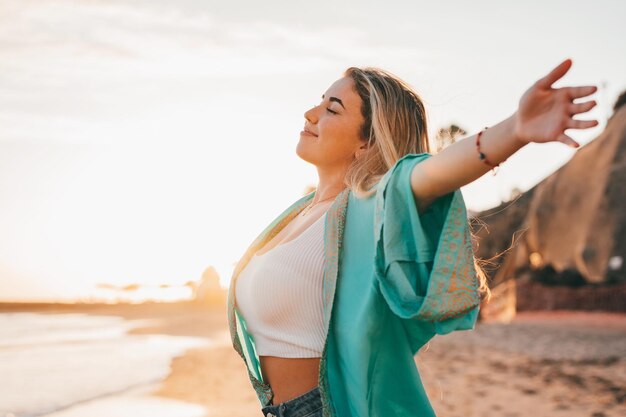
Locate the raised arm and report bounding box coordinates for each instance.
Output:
[411,58,598,214]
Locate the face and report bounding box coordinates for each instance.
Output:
[297,76,368,170]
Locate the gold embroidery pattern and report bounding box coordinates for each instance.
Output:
[373,153,481,323]
[321,188,350,334]
[413,191,480,321]
[317,188,350,417]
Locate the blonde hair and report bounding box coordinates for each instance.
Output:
[343,66,491,303]
[343,67,430,199]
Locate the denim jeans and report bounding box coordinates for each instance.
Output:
[260,386,323,417]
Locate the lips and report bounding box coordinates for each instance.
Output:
[303,125,318,136]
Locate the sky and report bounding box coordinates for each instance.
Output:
[1,0,624,302]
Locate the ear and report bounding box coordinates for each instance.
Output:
[354,142,370,159]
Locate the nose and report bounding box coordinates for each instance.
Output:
[304,104,320,124]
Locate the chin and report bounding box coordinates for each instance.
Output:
[295,141,320,165]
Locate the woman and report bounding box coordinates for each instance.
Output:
[228,58,597,417]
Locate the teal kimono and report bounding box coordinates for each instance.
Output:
[227,153,481,416]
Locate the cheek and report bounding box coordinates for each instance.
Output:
[317,136,358,160]
[316,118,363,156]
[319,119,353,142]
[331,121,361,143]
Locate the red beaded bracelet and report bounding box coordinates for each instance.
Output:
[475,126,501,176]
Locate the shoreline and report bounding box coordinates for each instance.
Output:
[3,303,625,417]
[2,301,262,417]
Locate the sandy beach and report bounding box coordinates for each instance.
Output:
[2,301,624,417]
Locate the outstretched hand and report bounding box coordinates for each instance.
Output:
[514,58,598,148]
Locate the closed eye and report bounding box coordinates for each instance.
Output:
[326,108,337,115]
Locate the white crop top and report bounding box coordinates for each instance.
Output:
[235,212,327,358]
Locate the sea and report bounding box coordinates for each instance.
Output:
[0,312,211,417]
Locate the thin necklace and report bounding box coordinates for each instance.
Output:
[300,193,339,216]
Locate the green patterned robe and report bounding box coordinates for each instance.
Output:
[227,153,482,416]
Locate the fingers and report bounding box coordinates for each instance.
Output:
[566,85,598,100]
[569,99,597,115]
[535,58,572,89]
[557,133,580,149]
[566,118,599,129]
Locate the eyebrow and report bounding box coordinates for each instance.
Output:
[322,94,346,110]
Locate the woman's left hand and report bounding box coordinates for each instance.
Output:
[514,58,598,148]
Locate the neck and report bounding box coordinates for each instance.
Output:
[313,165,348,202]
